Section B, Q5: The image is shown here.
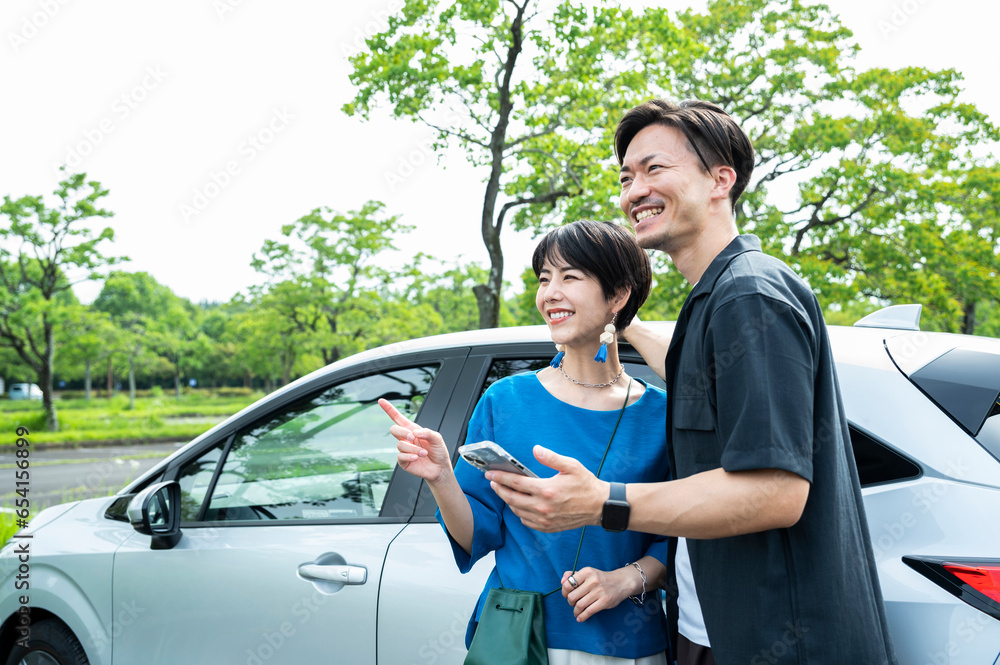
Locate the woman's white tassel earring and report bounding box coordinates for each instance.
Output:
[594,314,617,363]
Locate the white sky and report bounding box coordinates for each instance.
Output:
[2,0,997,305]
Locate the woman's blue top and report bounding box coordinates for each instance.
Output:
[437,372,670,658]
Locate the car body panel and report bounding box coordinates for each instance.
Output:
[110,522,405,664]
[0,497,128,665]
[376,522,493,664]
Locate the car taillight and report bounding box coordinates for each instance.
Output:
[943,563,1000,603]
[904,556,1000,621]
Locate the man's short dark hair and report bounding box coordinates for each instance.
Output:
[614,99,755,212]
[531,220,652,331]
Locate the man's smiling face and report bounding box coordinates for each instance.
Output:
[619,123,717,254]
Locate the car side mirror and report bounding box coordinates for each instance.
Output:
[128,480,182,550]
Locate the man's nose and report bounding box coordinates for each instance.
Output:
[626,173,651,202]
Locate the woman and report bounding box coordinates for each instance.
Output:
[380,220,670,664]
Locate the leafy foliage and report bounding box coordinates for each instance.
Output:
[0,172,123,429]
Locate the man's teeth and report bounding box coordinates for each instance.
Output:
[635,208,663,221]
[550,312,573,320]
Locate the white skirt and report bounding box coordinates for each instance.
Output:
[546,649,668,665]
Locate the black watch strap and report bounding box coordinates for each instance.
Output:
[609,481,626,503]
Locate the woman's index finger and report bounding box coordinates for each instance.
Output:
[378,398,413,427]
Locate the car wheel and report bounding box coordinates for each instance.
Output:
[4,619,89,665]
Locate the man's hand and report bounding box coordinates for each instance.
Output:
[486,445,607,532]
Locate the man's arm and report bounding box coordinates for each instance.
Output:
[620,316,670,381]
[487,446,809,537]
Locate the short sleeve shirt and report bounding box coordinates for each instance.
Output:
[664,235,897,664]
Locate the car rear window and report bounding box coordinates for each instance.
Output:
[976,397,1000,463]
[850,427,921,487]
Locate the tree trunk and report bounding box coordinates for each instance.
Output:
[963,301,976,335]
[41,319,59,431]
[128,359,137,410]
[473,1,524,330]
[107,357,114,399]
[84,359,92,400]
[174,371,182,399]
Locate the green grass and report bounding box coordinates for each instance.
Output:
[0,392,262,446]
[0,510,19,546]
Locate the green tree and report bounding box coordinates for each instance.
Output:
[0,173,123,429]
[345,0,648,329]
[57,306,118,399]
[153,298,213,398]
[251,201,419,368]
[409,261,516,333]
[348,0,999,332]
[92,271,175,408]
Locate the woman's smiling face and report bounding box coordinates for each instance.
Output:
[535,255,612,350]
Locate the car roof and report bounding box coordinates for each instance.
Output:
[304,321,995,385]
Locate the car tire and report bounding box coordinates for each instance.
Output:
[4,619,89,665]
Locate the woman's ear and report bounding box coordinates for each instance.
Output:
[611,286,632,315]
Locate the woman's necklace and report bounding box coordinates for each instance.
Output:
[557,359,625,388]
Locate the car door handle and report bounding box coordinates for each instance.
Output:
[297,563,367,585]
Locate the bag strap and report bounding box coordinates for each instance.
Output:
[498,378,632,596]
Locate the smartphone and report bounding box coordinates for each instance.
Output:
[458,441,539,478]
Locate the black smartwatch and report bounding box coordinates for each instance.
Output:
[601,482,630,532]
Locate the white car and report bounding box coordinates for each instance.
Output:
[1,306,999,664]
[7,384,42,401]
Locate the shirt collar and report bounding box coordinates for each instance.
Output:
[687,234,762,300]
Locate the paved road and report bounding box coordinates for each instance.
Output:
[1,443,187,512]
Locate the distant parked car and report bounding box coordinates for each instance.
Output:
[1,305,999,664]
[8,383,42,401]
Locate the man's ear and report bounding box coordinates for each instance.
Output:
[711,165,737,201]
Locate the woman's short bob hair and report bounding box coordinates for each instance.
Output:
[531,220,652,332]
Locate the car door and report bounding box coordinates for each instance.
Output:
[110,358,462,664]
[376,347,667,664]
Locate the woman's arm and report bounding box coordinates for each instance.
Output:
[380,399,475,553]
[560,555,667,622]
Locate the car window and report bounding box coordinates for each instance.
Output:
[177,365,438,523]
[976,396,1000,462]
[850,427,921,487]
[177,443,224,521]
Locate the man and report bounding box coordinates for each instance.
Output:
[487,99,897,664]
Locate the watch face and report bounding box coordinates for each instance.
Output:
[602,501,630,531]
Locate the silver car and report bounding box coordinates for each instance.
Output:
[2,306,999,664]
